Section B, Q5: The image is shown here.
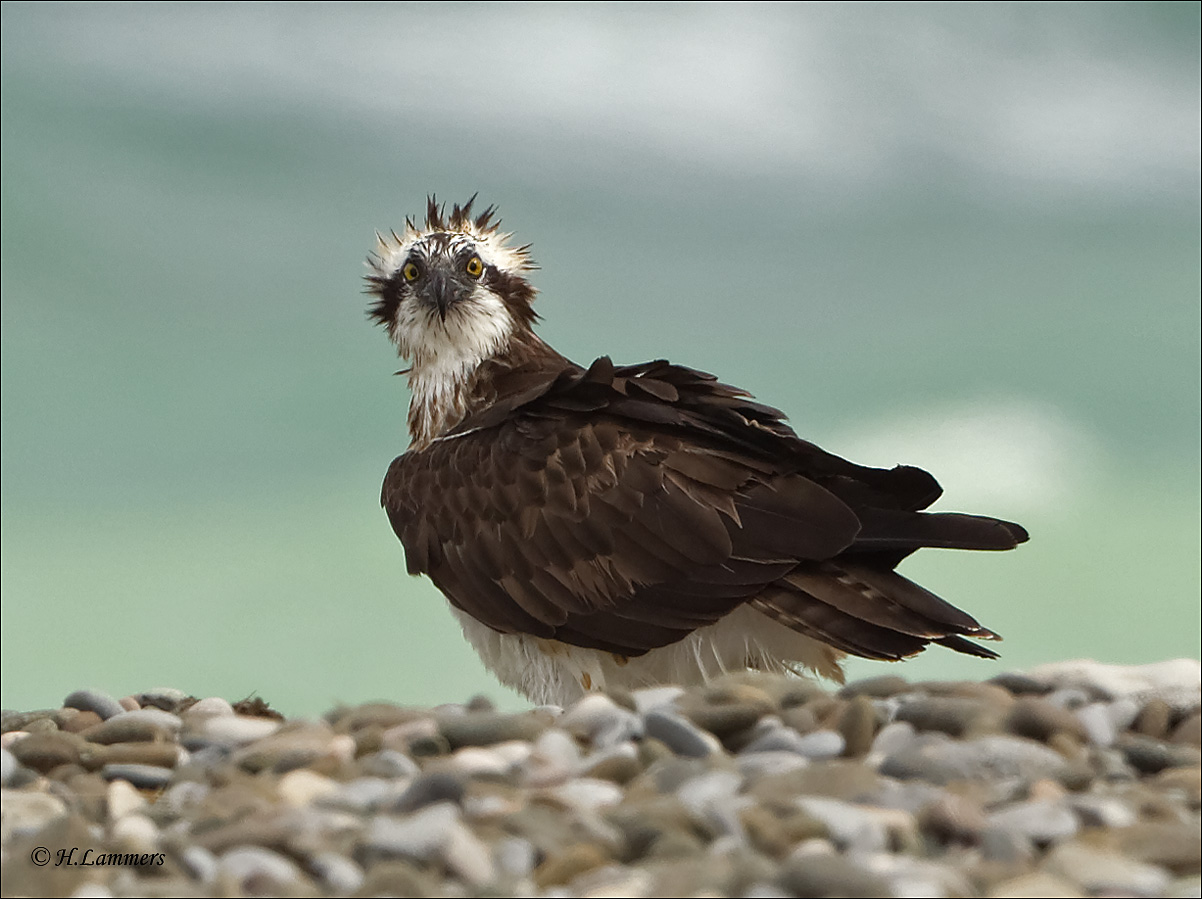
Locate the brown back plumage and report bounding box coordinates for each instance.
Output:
[381,354,1027,662]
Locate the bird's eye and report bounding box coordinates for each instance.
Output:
[402,262,420,282]
[466,256,484,278]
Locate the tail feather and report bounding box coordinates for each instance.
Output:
[751,559,1002,664]
[850,509,1029,552]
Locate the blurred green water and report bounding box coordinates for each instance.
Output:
[2,3,1198,714]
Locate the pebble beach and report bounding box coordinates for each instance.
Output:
[2,659,1199,898]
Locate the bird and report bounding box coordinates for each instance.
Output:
[366,197,1028,707]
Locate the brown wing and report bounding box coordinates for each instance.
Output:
[382,356,1027,659]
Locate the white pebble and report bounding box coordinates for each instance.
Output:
[110,813,160,854]
[106,779,146,821]
[277,769,338,806]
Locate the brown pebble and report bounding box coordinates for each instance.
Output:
[1132,699,1173,739]
[1117,734,1201,774]
[1153,766,1202,805]
[82,741,179,771]
[1005,697,1088,744]
[232,723,338,774]
[24,716,61,736]
[63,771,111,823]
[749,760,880,802]
[838,674,910,698]
[8,732,86,773]
[741,804,826,857]
[919,793,988,843]
[914,681,1015,706]
[356,860,440,898]
[778,851,893,898]
[579,750,641,785]
[680,701,765,740]
[780,704,819,735]
[1112,821,1202,874]
[327,702,429,733]
[699,681,777,713]
[896,696,1003,737]
[1170,712,1201,748]
[118,696,141,712]
[81,717,173,745]
[637,737,674,768]
[438,710,552,749]
[59,710,103,734]
[533,841,611,888]
[800,696,842,730]
[1027,778,1067,801]
[985,870,1086,898]
[837,695,877,757]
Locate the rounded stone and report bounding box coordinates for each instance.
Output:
[1170,712,1201,748]
[83,709,181,744]
[682,701,766,740]
[219,846,307,895]
[0,747,16,786]
[838,675,911,699]
[437,710,549,748]
[643,710,719,758]
[881,734,1068,784]
[319,776,406,813]
[837,695,877,756]
[183,697,235,719]
[917,793,987,843]
[1075,702,1118,746]
[392,771,466,813]
[88,741,180,771]
[550,777,625,813]
[0,791,68,843]
[231,724,339,774]
[896,696,1002,737]
[988,799,1079,845]
[277,768,338,806]
[1005,696,1088,744]
[1045,841,1170,896]
[179,845,218,884]
[358,748,421,779]
[134,687,192,712]
[310,852,365,894]
[1118,734,1201,774]
[191,715,280,746]
[1067,794,1137,829]
[100,763,174,789]
[988,672,1051,695]
[59,711,103,734]
[110,812,160,854]
[630,686,685,714]
[578,742,642,784]
[560,694,643,747]
[363,800,459,863]
[106,778,147,821]
[778,849,892,898]
[8,731,85,773]
[533,842,612,888]
[1113,822,1202,875]
[63,689,125,721]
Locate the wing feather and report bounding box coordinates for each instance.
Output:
[382,355,1023,660]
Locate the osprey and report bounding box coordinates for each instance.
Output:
[367,198,1028,706]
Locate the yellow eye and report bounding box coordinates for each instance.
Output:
[402,262,420,282]
[466,256,483,278]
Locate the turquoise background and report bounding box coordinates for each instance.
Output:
[2,3,1198,715]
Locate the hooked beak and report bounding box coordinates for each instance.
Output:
[420,267,471,322]
[429,270,451,322]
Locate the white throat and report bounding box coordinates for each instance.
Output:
[399,289,515,446]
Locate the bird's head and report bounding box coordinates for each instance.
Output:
[366,197,538,369]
